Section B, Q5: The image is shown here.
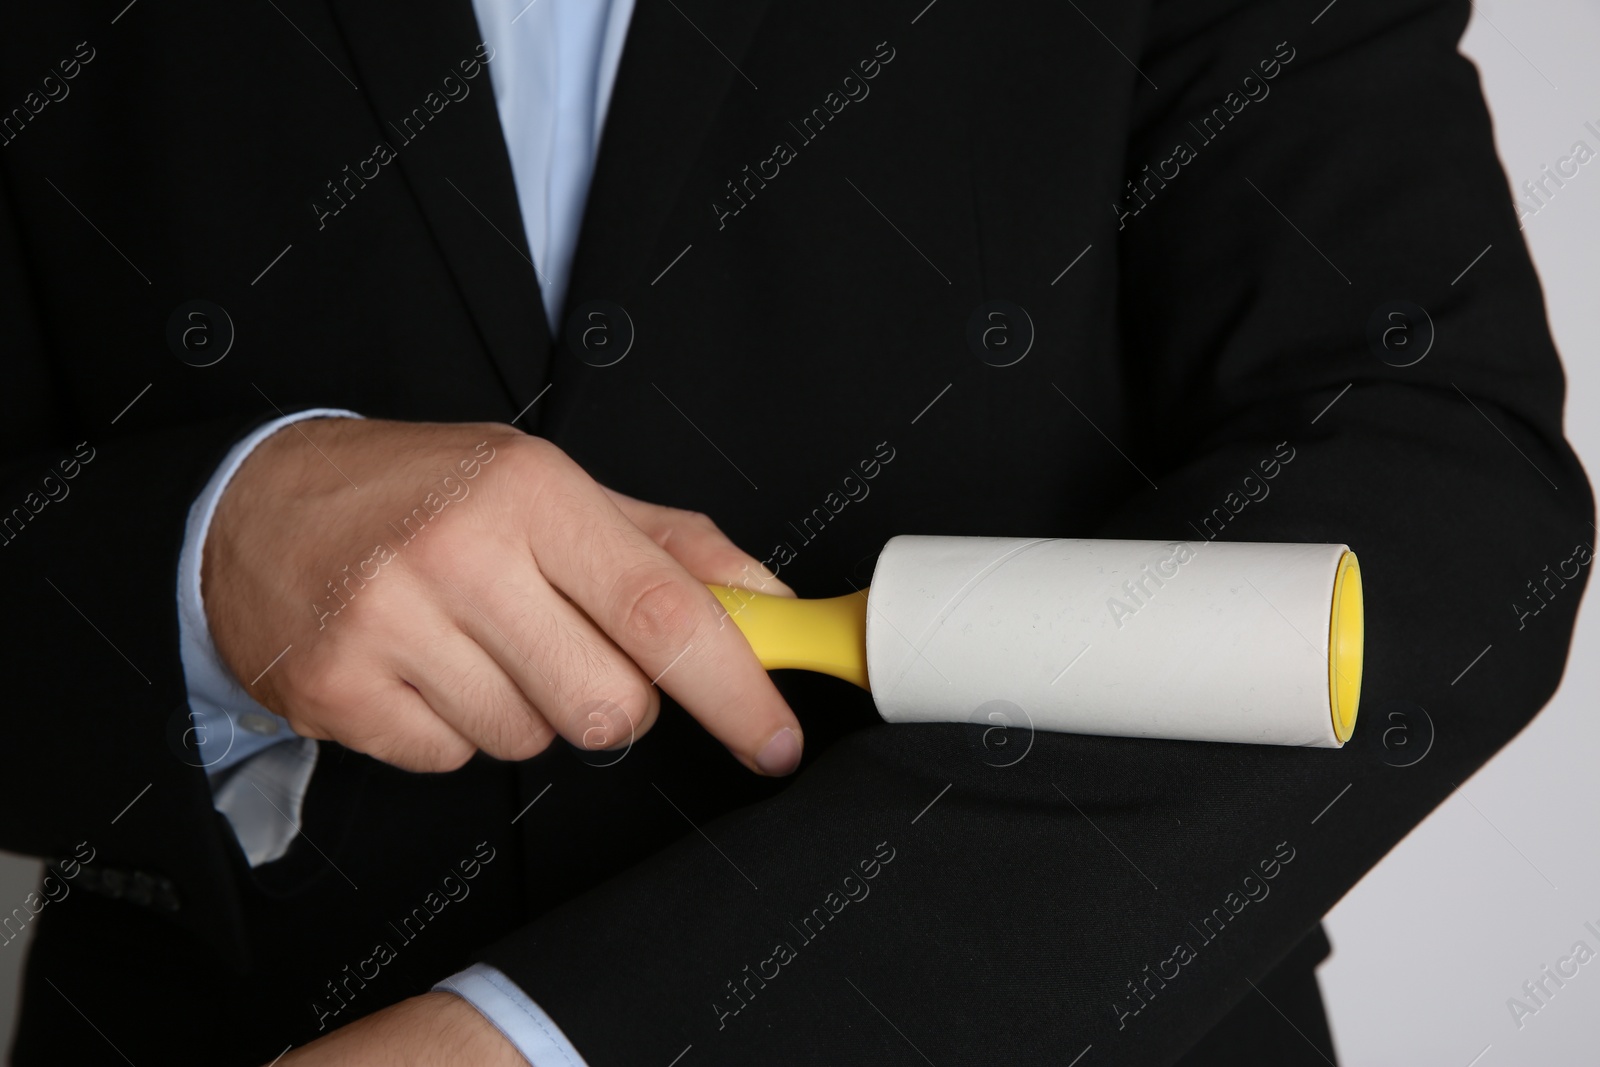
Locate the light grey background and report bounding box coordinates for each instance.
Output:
[2,2,1594,1059]
[0,858,34,1054]
[1320,3,1600,1065]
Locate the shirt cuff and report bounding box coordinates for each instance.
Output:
[434,963,590,1067]
[175,408,361,868]
[175,408,363,777]
[209,736,321,867]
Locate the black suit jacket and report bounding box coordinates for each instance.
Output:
[1,0,1589,1064]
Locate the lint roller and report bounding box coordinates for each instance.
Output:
[708,536,1364,748]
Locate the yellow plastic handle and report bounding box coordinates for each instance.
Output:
[707,585,871,690]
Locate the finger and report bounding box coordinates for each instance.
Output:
[442,565,661,753]
[530,460,804,776]
[399,628,559,763]
[334,677,480,773]
[601,486,795,597]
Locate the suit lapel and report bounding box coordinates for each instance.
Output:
[325,0,552,416]
[321,0,773,415]
[564,0,776,303]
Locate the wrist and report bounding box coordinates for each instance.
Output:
[278,992,524,1067]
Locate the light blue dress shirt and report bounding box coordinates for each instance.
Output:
[176,1,636,1061]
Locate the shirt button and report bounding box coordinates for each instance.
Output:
[238,712,282,736]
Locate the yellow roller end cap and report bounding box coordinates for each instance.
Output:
[1328,551,1364,744]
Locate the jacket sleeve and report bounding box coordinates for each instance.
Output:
[472,2,1591,1064]
[0,158,279,969]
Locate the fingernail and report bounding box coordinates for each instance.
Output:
[755,727,802,776]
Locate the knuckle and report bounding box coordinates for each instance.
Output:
[367,729,474,773]
[503,726,555,762]
[484,701,555,761]
[563,688,651,752]
[616,679,656,727]
[426,736,477,772]
[605,683,655,739]
[400,520,467,577]
[481,436,538,489]
[660,508,719,547]
[343,564,409,623]
[617,575,703,649]
[504,436,590,522]
[689,509,721,533]
[287,651,363,713]
[504,433,566,477]
[474,420,524,442]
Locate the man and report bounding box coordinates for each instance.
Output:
[0,0,1588,1063]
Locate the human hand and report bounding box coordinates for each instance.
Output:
[204,418,802,775]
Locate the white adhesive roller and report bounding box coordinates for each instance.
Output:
[709,535,1365,748]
